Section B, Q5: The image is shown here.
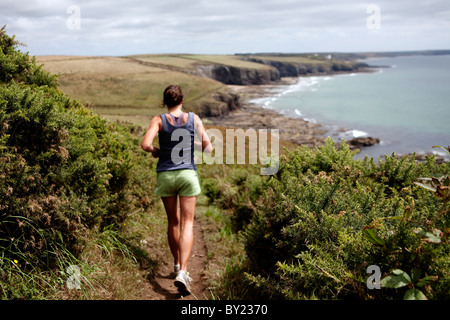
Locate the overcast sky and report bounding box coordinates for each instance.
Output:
[1,0,449,56]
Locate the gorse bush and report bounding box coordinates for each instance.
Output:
[201,165,266,232]
[0,27,156,298]
[211,138,449,300]
[0,26,57,87]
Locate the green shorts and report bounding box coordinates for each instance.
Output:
[154,169,201,197]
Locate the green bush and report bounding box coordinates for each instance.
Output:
[0,27,157,298]
[241,138,449,299]
[0,26,57,87]
[201,165,265,231]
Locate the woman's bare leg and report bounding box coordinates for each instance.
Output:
[161,196,180,266]
[178,196,196,272]
[162,195,196,271]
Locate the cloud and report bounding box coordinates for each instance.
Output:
[1,0,449,55]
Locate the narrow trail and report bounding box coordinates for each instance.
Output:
[143,215,210,300]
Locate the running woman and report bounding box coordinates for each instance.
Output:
[141,85,212,294]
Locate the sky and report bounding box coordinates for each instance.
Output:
[1,0,450,56]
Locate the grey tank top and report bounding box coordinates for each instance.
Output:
[156,112,197,172]
[169,112,185,125]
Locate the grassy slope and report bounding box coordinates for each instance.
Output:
[128,54,274,70]
[247,54,360,70]
[249,55,329,64]
[36,55,225,127]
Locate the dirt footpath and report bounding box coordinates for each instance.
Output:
[143,216,210,300]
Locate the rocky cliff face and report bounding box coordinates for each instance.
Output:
[243,58,370,77]
[196,64,280,85]
[199,90,241,117]
[194,58,370,85]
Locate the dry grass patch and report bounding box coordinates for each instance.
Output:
[249,55,330,64]
[129,54,273,70]
[181,55,273,70]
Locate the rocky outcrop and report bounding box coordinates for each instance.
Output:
[347,137,380,150]
[196,90,242,117]
[196,64,280,85]
[397,152,448,164]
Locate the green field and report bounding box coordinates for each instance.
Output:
[249,54,329,64]
[128,54,274,70]
[36,55,226,126]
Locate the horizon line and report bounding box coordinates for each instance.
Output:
[33,49,450,58]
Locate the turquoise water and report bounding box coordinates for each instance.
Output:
[251,55,450,160]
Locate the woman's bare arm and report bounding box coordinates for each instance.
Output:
[194,114,212,153]
[141,116,161,157]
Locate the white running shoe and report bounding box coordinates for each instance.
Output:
[174,264,180,273]
[174,270,193,294]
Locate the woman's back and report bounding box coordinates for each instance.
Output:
[156,111,197,173]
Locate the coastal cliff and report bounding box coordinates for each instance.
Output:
[242,56,370,77]
[196,64,280,85]
[127,53,373,86]
[193,55,371,85]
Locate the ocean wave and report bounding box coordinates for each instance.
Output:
[350,129,369,138]
[432,148,450,158]
[339,129,369,139]
[252,75,336,108]
[281,76,328,94]
[303,117,317,124]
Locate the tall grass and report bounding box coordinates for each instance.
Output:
[0,215,91,299]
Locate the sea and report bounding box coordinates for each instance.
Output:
[250,54,450,161]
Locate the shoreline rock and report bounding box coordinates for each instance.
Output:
[196,64,280,85]
[396,152,447,165]
[347,137,381,150]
